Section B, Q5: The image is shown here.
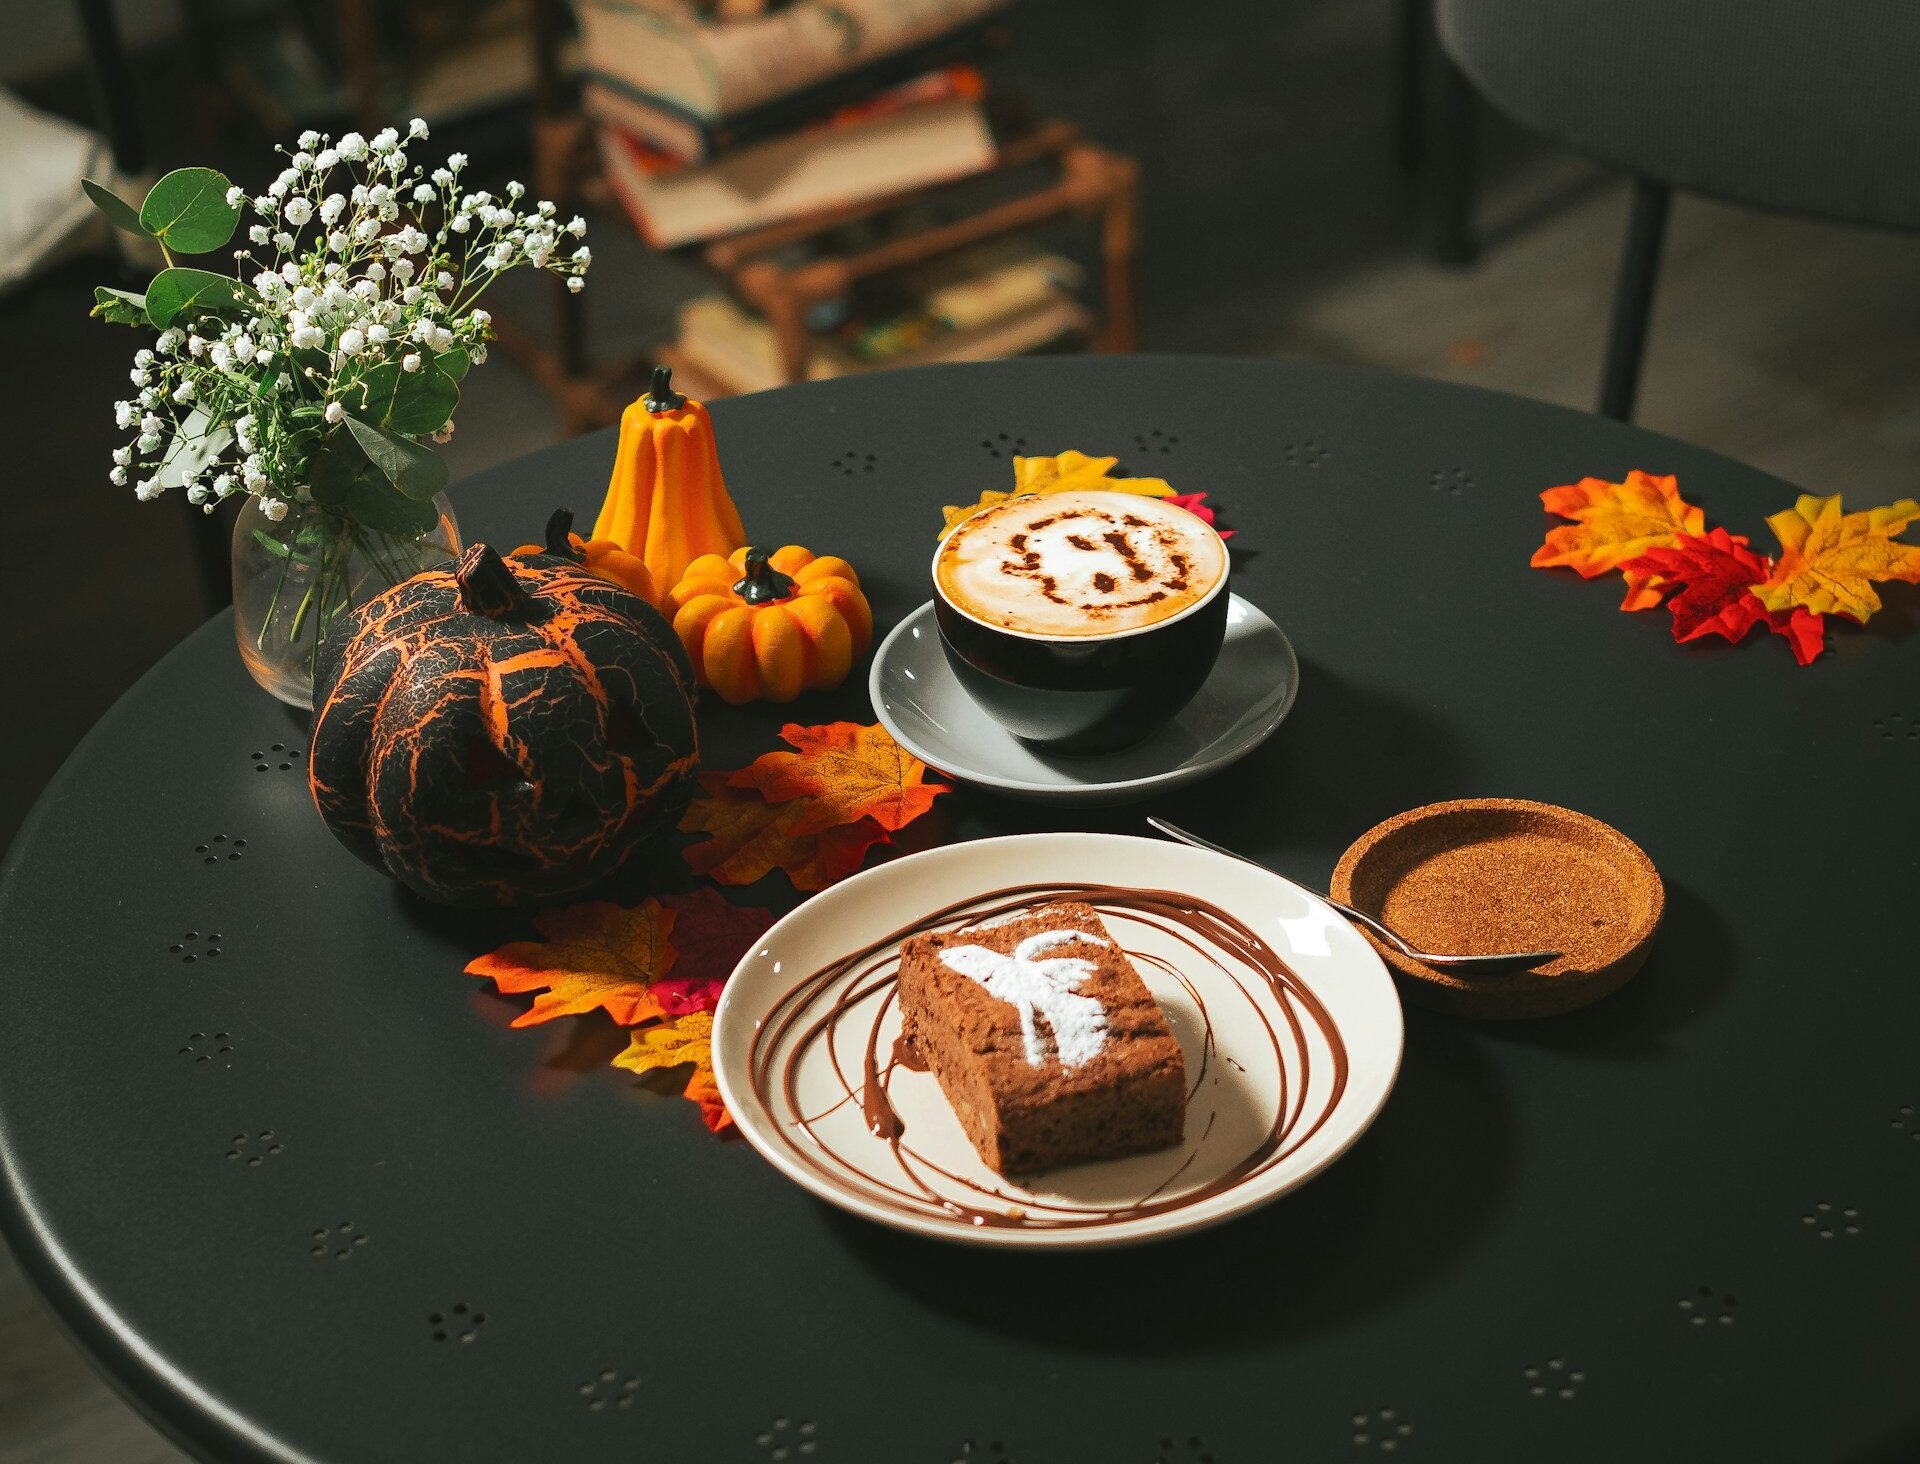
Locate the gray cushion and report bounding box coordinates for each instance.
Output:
[1437,0,1920,231]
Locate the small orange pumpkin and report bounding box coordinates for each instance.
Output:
[668,546,872,705]
[514,508,660,609]
[593,367,748,596]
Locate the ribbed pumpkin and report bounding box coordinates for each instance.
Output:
[513,507,659,607]
[309,533,699,907]
[668,545,872,705]
[593,366,747,596]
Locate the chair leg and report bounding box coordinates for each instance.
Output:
[1422,48,1477,266]
[1598,176,1672,422]
[1392,0,1428,175]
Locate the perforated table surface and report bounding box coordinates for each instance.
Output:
[3,358,1916,1463]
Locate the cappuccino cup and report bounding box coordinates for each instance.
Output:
[932,488,1230,754]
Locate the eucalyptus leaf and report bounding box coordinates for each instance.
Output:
[155,408,233,491]
[346,477,440,537]
[82,178,152,238]
[138,167,240,254]
[435,344,470,381]
[146,268,257,328]
[349,355,458,436]
[345,416,447,502]
[90,286,149,326]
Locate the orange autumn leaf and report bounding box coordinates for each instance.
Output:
[465,900,676,1028]
[1751,493,1920,623]
[728,721,949,834]
[1532,470,1705,609]
[679,773,888,891]
[611,1009,730,1132]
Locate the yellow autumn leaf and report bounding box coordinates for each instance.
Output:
[938,450,1175,537]
[1751,494,1920,622]
[612,1009,729,1131]
[465,900,677,1028]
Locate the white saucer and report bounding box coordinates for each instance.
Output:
[869,595,1298,805]
[711,832,1402,1249]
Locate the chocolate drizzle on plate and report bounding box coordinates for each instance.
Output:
[747,883,1350,1233]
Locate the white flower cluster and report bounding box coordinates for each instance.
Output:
[112,120,589,513]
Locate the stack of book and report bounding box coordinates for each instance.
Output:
[666,242,1089,395]
[580,0,1012,247]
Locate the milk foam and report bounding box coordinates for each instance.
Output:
[935,489,1227,638]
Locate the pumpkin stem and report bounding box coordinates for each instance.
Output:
[456,544,526,619]
[732,547,797,604]
[542,507,582,560]
[643,365,687,413]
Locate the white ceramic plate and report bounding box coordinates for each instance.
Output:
[869,596,1299,805]
[712,833,1402,1249]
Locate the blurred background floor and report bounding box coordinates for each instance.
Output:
[3,0,1918,1458]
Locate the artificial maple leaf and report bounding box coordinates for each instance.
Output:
[1751,494,1920,622]
[1621,529,1774,645]
[938,448,1175,536]
[465,899,676,1029]
[1015,449,1167,495]
[1532,470,1706,609]
[680,774,889,891]
[611,1009,730,1132]
[1164,491,1235,539]
[1768,605,1826,666]
[653,887,774,1014]
[728,722,948,834]
[940,489,1017,534]
[1623,529,1831,665]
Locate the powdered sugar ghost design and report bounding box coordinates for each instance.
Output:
[938,928,1111,1069]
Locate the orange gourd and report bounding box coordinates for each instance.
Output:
[668,546,873,705]
[514,508,660,607]
[593,366,748,596]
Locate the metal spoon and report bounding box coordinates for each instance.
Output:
[1146,818,1564,977]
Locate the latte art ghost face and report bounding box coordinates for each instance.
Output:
[935,489,1228,638]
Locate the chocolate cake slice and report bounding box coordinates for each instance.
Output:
[898,901,1186,1175]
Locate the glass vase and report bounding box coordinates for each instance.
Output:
[231,493,462,708]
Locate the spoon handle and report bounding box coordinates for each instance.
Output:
[1144,817,1419,959]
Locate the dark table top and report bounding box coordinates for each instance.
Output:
[3,357,1916,1464]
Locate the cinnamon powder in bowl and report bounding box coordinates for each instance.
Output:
[1329,798,1662,1019]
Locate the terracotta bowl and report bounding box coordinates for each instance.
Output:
[1329,798,1663,1019]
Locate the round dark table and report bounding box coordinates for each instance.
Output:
[4,358,1916,1463]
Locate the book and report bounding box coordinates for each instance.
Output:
[582,64,982,165]
[838,243,1083,359]
[674,294,847,389]
[595,94,995,247]
[574,0,1009,124]
[672,287,1090,394]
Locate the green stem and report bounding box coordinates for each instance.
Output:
[257,527,297,652]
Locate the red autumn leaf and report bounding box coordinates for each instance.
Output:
[654,887,774,1014]
[1767,605,1826,666]
[1165,492,1235,539]
[1621,529,1773,645]
[1622,529,1829,665]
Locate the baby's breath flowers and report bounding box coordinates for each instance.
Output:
[85,122,589,692]
[89,119,588,525]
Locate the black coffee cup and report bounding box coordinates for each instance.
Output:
[931,524,1230,756]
